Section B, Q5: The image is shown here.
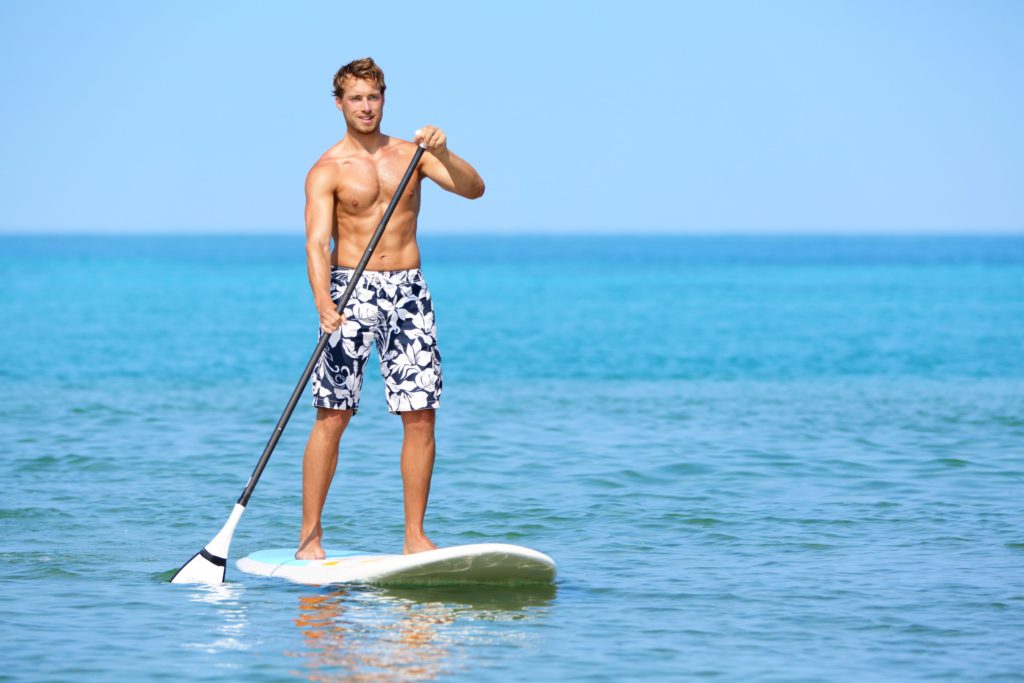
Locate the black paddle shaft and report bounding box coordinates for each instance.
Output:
[236,145,425,507]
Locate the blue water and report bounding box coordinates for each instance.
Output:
[1,235,1023,682]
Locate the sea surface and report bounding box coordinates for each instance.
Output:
[1,234,1022,682]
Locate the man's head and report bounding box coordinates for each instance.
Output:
[333,57,386,135]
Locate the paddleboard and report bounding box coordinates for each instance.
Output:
[236,543,556,586]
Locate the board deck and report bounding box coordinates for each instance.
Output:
[236,543,557,586]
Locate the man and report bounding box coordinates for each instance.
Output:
[298,58,484,560]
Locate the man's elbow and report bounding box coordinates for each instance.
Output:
[305,234,331,255]
[466,179,485,200]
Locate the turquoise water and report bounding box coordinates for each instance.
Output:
[2,235,1023,682]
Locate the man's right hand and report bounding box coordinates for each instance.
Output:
[318,303,346,334]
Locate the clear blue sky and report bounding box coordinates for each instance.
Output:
[1,0,1022,234]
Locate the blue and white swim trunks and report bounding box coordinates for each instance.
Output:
[312,266,442,415]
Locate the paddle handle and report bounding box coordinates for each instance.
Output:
[236,145,426,507]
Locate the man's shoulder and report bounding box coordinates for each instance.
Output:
[310,139,359,167]
[387,138,422,161]
[305,158,335,184]
[309,155,343,172]
[311,142,349,166]
[385,136,417,151]
[305,153,347,195]
[307,146,358,183]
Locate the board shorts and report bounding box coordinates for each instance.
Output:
[311,266,442,415]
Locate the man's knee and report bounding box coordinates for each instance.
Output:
[400,408,435,434]
[315,407,352,436]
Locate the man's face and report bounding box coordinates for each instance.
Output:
[336,77,383,134]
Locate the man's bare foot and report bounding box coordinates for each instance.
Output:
[296,526,326,560]
[403,533,438,555]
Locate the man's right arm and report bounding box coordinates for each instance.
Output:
[305,163,344,333]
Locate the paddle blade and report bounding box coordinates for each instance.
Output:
[169,503,245,585]
[170,547,227,584]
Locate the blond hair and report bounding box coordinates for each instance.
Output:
[332,57,386,98]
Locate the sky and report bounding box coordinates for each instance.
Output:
[1,0,1022,234]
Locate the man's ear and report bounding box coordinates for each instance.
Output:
[334,96,343,110]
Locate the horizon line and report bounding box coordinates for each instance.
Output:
[2,229,1024,238]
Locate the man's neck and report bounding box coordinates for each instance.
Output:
[344,129,388,155]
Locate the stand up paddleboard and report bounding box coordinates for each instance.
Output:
[237,543,556,586]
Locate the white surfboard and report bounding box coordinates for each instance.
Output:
[236,543,557,586]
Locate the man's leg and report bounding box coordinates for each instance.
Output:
[297,407,352,560]
[400,408,438,554]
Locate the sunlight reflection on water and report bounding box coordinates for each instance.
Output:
[286,585,555,682]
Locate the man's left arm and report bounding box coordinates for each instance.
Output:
[414,126,485,199]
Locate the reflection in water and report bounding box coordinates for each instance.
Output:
[288,584,556,682]
[184,582,251,654]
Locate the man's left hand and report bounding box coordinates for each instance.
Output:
[414,126,448,158]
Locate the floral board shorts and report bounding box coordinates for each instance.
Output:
[311,266,442,415]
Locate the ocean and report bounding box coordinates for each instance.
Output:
[1,234,1022,682]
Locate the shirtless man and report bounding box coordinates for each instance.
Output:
[298,58,484,560]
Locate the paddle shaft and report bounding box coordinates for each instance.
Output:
[236,145,425,507]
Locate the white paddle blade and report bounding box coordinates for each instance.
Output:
[170,547,227,584]
[170,503,246,585]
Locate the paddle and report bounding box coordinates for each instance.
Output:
[171,144,426,584]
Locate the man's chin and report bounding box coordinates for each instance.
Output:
[350,120,379,134]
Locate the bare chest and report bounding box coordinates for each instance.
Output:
[335,156,419,215]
